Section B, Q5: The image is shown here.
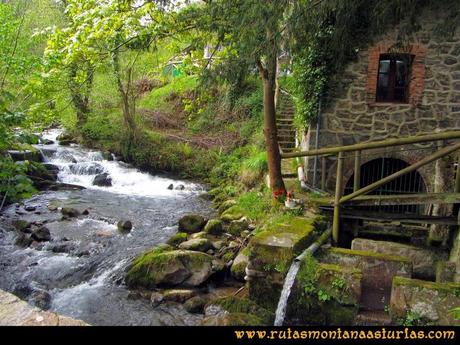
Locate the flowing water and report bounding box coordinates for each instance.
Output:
[273,261,301,326]
[0,129,214,325]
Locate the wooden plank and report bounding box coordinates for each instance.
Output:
[281,131,460,159]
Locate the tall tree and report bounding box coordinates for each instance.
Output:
[200,0,290,196]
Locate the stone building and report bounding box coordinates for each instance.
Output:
[299,8,460,241]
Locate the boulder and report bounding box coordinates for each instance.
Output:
[117,220,133,233]
[231,250,249,282]
[70,162,105,175]
[93,173,112,187]
[228,218,249,236]
[204,219,223,235]
[24,205,36,212]
[15,233,32,247]
[61,207,80,218]
[12,220,31,233]
[56,132,76,146]
[179,239,213,253]
[190,232,207,239]
[150,292,164,307]
[175,184,185,191]
[217,200,237,214]
[102,151,113,161]
[31,226,51,242]
[126,245,217,288]
[220,206,244,222]
[178,214,206,234]
[8,149,42,163]
[167,184,174,190]
[25,162,57,188]
[55,151,77,163]
[166,232,188,247]
[184,295,207,314]
[200,312,264,326]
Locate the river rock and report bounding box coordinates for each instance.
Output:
[93,173,112,187]
[8,149,42,162]
[15,233,32,247]
[231,250,249,282]
[162,289,197,303]
[29,289,52,310]
[43,163,59,180]
[200,312,264,326]
[31,226,51,242]
[117,220,133,233]
[55,150,77,163]
[203,297,272,325]
[61,207,80,218]
[56,132,76,146]
[228,218,249,236]
[184,295,207,314]
[102,151,113,161]
[150,292,164,307]
[190,232,207,239]
[167,184,174,190]
[166,232,188,247]
[203,219,223,235]
[220,206,244,222]
[24,205,36,212]
[12,220,31,233]
[178,214,206,234]
[175,184,185,191]
[217,200,237,214]
[179,239,213,252]
[126,245,217,288]
[40,138,54,145]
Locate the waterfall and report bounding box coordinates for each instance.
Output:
[273,261,301,326]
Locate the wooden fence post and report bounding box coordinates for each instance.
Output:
[353,150,361,192]
[333,152,344,244]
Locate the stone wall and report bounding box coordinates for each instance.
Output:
[390,276,460,325]
[301,8,460,196]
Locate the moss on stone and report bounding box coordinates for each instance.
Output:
[217,200,237,214]
[203,219,223,235]
[329,247,412,264]
[166,232,188,247]
[220,205,245,222]
[393,276,460,294]
[207,296,273,324]
[201,312,264,326]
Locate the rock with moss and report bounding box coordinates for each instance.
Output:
[203,219,223,235]
[126,245,218,288]
[204,296,273,325]
[56,132,77,146]
[228,218,249,236]
[61,207,81,218]
[220,206,245,222]
[167,232,188,247]
[12,220,31,233]
[190,232,208,239]
[178,214,206,234]
[179,238,213,253]
[217,200,237,214]
[201,312,264,326]
[231,249,249,282]
[184,295,208,313]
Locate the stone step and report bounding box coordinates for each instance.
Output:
[354,311,392,326]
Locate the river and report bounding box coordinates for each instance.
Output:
[0,129,214,325]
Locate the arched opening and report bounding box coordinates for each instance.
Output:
[344,157,427,215]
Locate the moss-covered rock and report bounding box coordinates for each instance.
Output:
[217,200,237,214]
[390,276,460,325]
[126,245,216,288]
[12,220,31,233]
[162,289,197,303]
[184,295,208,314]
[205,296,273,325]
[220,206,245,222]
[230,250,249,281]
[227,218,249,236]
[203,219,223,235]
[200,312,264,326]
[61,207,81,218]
[166,232,188,247]
[178,214,206,234]
[179,238,213,253]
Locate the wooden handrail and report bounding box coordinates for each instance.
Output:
[281,131,460,159]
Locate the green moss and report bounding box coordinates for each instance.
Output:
[220,205,245,222]
[203,219,223,235]
[393,276,460,295]
[208,297,274,324]
[166,232,188,247]
[329,247,412,264]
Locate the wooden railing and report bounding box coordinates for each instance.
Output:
[280,131,460,244]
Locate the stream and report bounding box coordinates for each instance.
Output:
[0,129,215,325]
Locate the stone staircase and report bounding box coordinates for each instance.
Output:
[276,91,296,154]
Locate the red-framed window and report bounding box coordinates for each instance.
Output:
[376,54,414,103]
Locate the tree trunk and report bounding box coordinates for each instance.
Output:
[68,62,92,127]
[258,59,286,195]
